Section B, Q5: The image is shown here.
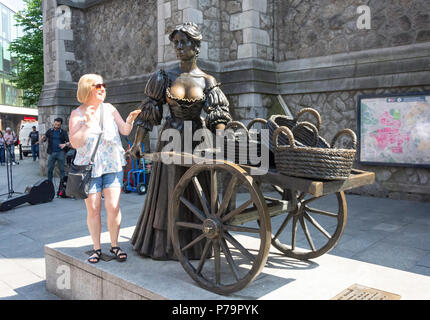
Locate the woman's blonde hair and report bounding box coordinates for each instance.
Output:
[77,74,103,103]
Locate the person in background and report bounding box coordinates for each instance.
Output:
[27,126,39,161]
[0,130,5,165]
[4,127,18,165]
[41,118,71,182]
[69,73,140,264]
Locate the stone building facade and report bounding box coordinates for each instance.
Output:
[39,0,430,201]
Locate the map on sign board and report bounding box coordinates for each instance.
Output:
[358,93,430,167]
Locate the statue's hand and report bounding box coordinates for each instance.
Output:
[126,127,148,159]
[126,143,143,159]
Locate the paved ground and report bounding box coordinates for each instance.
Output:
[0,155,429,300]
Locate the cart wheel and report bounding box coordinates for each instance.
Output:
[122,181,131,193]
[137,183,147,195]
[270,188,347,260]
[169,162,271,295]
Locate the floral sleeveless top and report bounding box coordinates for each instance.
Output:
[73,103,126,177]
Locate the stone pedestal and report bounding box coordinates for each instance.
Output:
[44,227,430,300]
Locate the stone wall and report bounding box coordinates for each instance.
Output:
[281,85,430,202]
[78,0,158,80]
[160,0,274,63]
[275,0,430,61]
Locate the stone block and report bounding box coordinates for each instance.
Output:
[208,47,220,61]
[225,0,241,14]
[246,106,267,118]
[163,44,177,61]
[45,253,72,300]
[204,6,219,19]
[178,0,198,10]
[71,264,103,300]
[417,30,430,42]
[199,41,208,59]
[243,0,267,13]
[237,43,257,59]
[157,1,165,19]
[243,27,270,45]
[102,279,142,300]
[164,33,170,45]
[163,1,171,19]
[230,10,260,31]
[158,43,164,63]
[183,7,203,24]
[57,29,74,41]
[238,93,263,108]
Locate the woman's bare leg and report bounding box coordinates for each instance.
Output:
[84,192,102,261]
[103,187,122,248]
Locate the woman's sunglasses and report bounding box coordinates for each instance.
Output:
[92,83,106,89]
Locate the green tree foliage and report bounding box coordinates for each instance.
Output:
[9,0,43,107]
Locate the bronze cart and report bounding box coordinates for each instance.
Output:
[143,152,375,295]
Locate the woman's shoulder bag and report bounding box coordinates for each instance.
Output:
[66,104,104,199]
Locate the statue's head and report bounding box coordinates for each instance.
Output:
[169,22,202,56]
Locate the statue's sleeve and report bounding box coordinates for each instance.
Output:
[204,84,232,132]
[135,69,169,130]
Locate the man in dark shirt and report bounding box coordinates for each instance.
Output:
[41,118,71,182]
[27,126,39,161]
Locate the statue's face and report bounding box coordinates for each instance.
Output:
[172,31,196,61]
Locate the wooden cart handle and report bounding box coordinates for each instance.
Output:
[330,129,357,149]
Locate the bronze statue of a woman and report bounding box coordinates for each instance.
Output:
[130,22,232,260]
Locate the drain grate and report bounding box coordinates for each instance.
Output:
[331,284,401,300]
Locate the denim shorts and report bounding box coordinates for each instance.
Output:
[88,171,123,194]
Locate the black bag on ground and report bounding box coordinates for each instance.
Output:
[66,105,104,199]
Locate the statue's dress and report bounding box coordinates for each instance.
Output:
[130,68,232,260]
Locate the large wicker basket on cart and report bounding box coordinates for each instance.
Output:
[273,121,357,180]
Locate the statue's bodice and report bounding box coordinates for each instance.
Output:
[165,72,207,121]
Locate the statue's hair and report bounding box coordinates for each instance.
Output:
[168,22,202,50]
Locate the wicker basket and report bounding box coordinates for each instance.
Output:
[273,122,357,180]
[222,120,265,165]
[263,107,330,152]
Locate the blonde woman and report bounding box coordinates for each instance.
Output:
[69,74,140,263]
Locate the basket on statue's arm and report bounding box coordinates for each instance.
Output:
[273,121,357,180]
[264,107,330,152]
